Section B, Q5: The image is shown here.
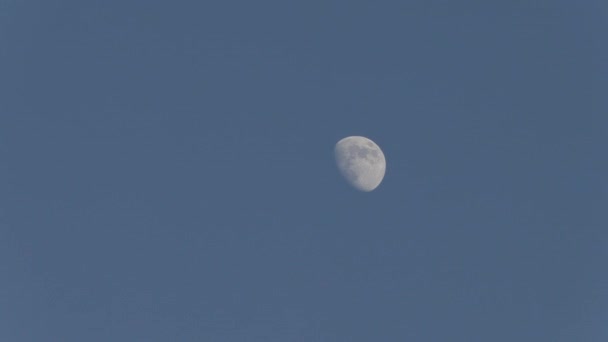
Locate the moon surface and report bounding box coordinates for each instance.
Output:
[334,136,386,192]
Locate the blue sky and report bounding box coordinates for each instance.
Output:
[1,1,607,341]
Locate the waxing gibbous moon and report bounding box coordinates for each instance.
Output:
[335,136,386,192]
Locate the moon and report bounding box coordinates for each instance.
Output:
[334,136,386,192]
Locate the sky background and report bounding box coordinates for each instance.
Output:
[1,0,607,341]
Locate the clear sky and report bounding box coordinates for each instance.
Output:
[1,1,607,341]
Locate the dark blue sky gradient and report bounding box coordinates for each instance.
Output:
[1,1,607,341]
